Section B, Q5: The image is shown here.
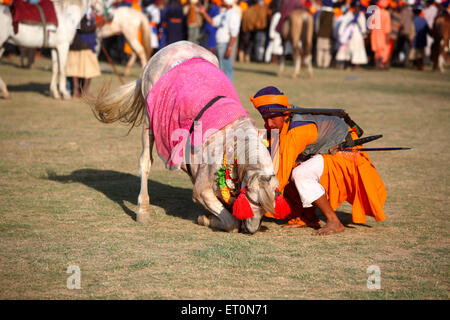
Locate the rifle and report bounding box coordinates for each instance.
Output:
[268,105,364,137]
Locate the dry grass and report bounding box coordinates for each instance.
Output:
[0,55,449,299]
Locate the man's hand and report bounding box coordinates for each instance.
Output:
[225,45,232,59]
[198,5,206,15]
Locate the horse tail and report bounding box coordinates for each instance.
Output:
[140,14,152,61]
[88,79,146,131]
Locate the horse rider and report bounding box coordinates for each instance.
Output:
[251,86,387,236]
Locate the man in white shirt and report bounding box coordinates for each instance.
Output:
[200,0,241,82]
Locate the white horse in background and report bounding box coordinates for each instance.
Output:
[0,0,92,99]
[92,0,151,77]
[89,41,279,234]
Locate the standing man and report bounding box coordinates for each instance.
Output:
[199,0,241,82]
[250,86,387,235]
[335,0,368,69]
[315,0,335,68]
[370,0,392,69]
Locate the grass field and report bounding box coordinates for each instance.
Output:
[0,54,449,300]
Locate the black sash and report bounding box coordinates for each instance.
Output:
[185,96,225,177]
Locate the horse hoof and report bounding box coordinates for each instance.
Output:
[197,215,211,227]
[136,212,151,223]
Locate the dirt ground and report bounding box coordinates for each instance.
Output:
[0,54,449,299]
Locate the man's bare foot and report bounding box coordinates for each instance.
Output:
[312,220,344,236]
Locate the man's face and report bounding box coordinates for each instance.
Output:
[263,114,285,132]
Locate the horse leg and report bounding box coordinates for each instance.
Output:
[124,33,147,68]
[50,49,61,99]
[56,43,71,100]
[137,115,153,223]
[439,53,445,73]
[306,54,313,79]
[0,76,9,99]
[291,18,302,79]
[292,48,301,79]
[305,14,314,79]
[277,44,286,77]
[124,52,137,77]
[0,48,9,99]
[196,189,240,232]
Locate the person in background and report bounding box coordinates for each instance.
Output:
[370,0,391,69]
[66,7,101,98]
[390,0,402,66]
[315,0,335,68]
[162,0,186,46]
[423,0,438,64]
[204,0,221,54]
[144,0,162,53]
[265,0,283,63]
[199,0,241,82]
[335,0,368,69]
[396,0,414,67]
[409,3,431,70]
[186,0,203,44]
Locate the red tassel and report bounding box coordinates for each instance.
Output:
[232,188,254,220]
[274,190,291,219]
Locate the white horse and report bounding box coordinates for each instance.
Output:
[92,0,151,77]
[89,41,279,234]
[0,0,92,99]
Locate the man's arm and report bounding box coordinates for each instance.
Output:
[198,5,213,26]
[278,123,318,192]
[225,36,236,59]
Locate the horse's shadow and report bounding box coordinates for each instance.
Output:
[47,168,201,222]
[7,82,50,97]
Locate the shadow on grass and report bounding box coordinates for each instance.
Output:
[264,209,367,230]
[7,82,50,97]
[47,168,201,223]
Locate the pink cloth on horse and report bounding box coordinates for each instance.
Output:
[146,57,250,170]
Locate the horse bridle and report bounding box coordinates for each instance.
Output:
[244,173,277,207]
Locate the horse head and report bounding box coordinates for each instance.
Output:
[240,172,278,234]
[234,135,279,234]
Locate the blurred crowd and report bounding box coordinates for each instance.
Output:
[114,0,450,74]
[3,0,449,87]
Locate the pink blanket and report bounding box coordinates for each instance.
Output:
[146,57,250,170]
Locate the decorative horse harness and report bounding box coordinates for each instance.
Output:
[184,96,290,220]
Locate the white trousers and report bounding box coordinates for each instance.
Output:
[291,154,325,208]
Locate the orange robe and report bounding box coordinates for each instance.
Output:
[370,0,391,64]
[275,117,387,224]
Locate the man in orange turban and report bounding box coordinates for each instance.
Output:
[251,86,387,236]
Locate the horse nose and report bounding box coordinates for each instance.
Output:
[241,219,262,235]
